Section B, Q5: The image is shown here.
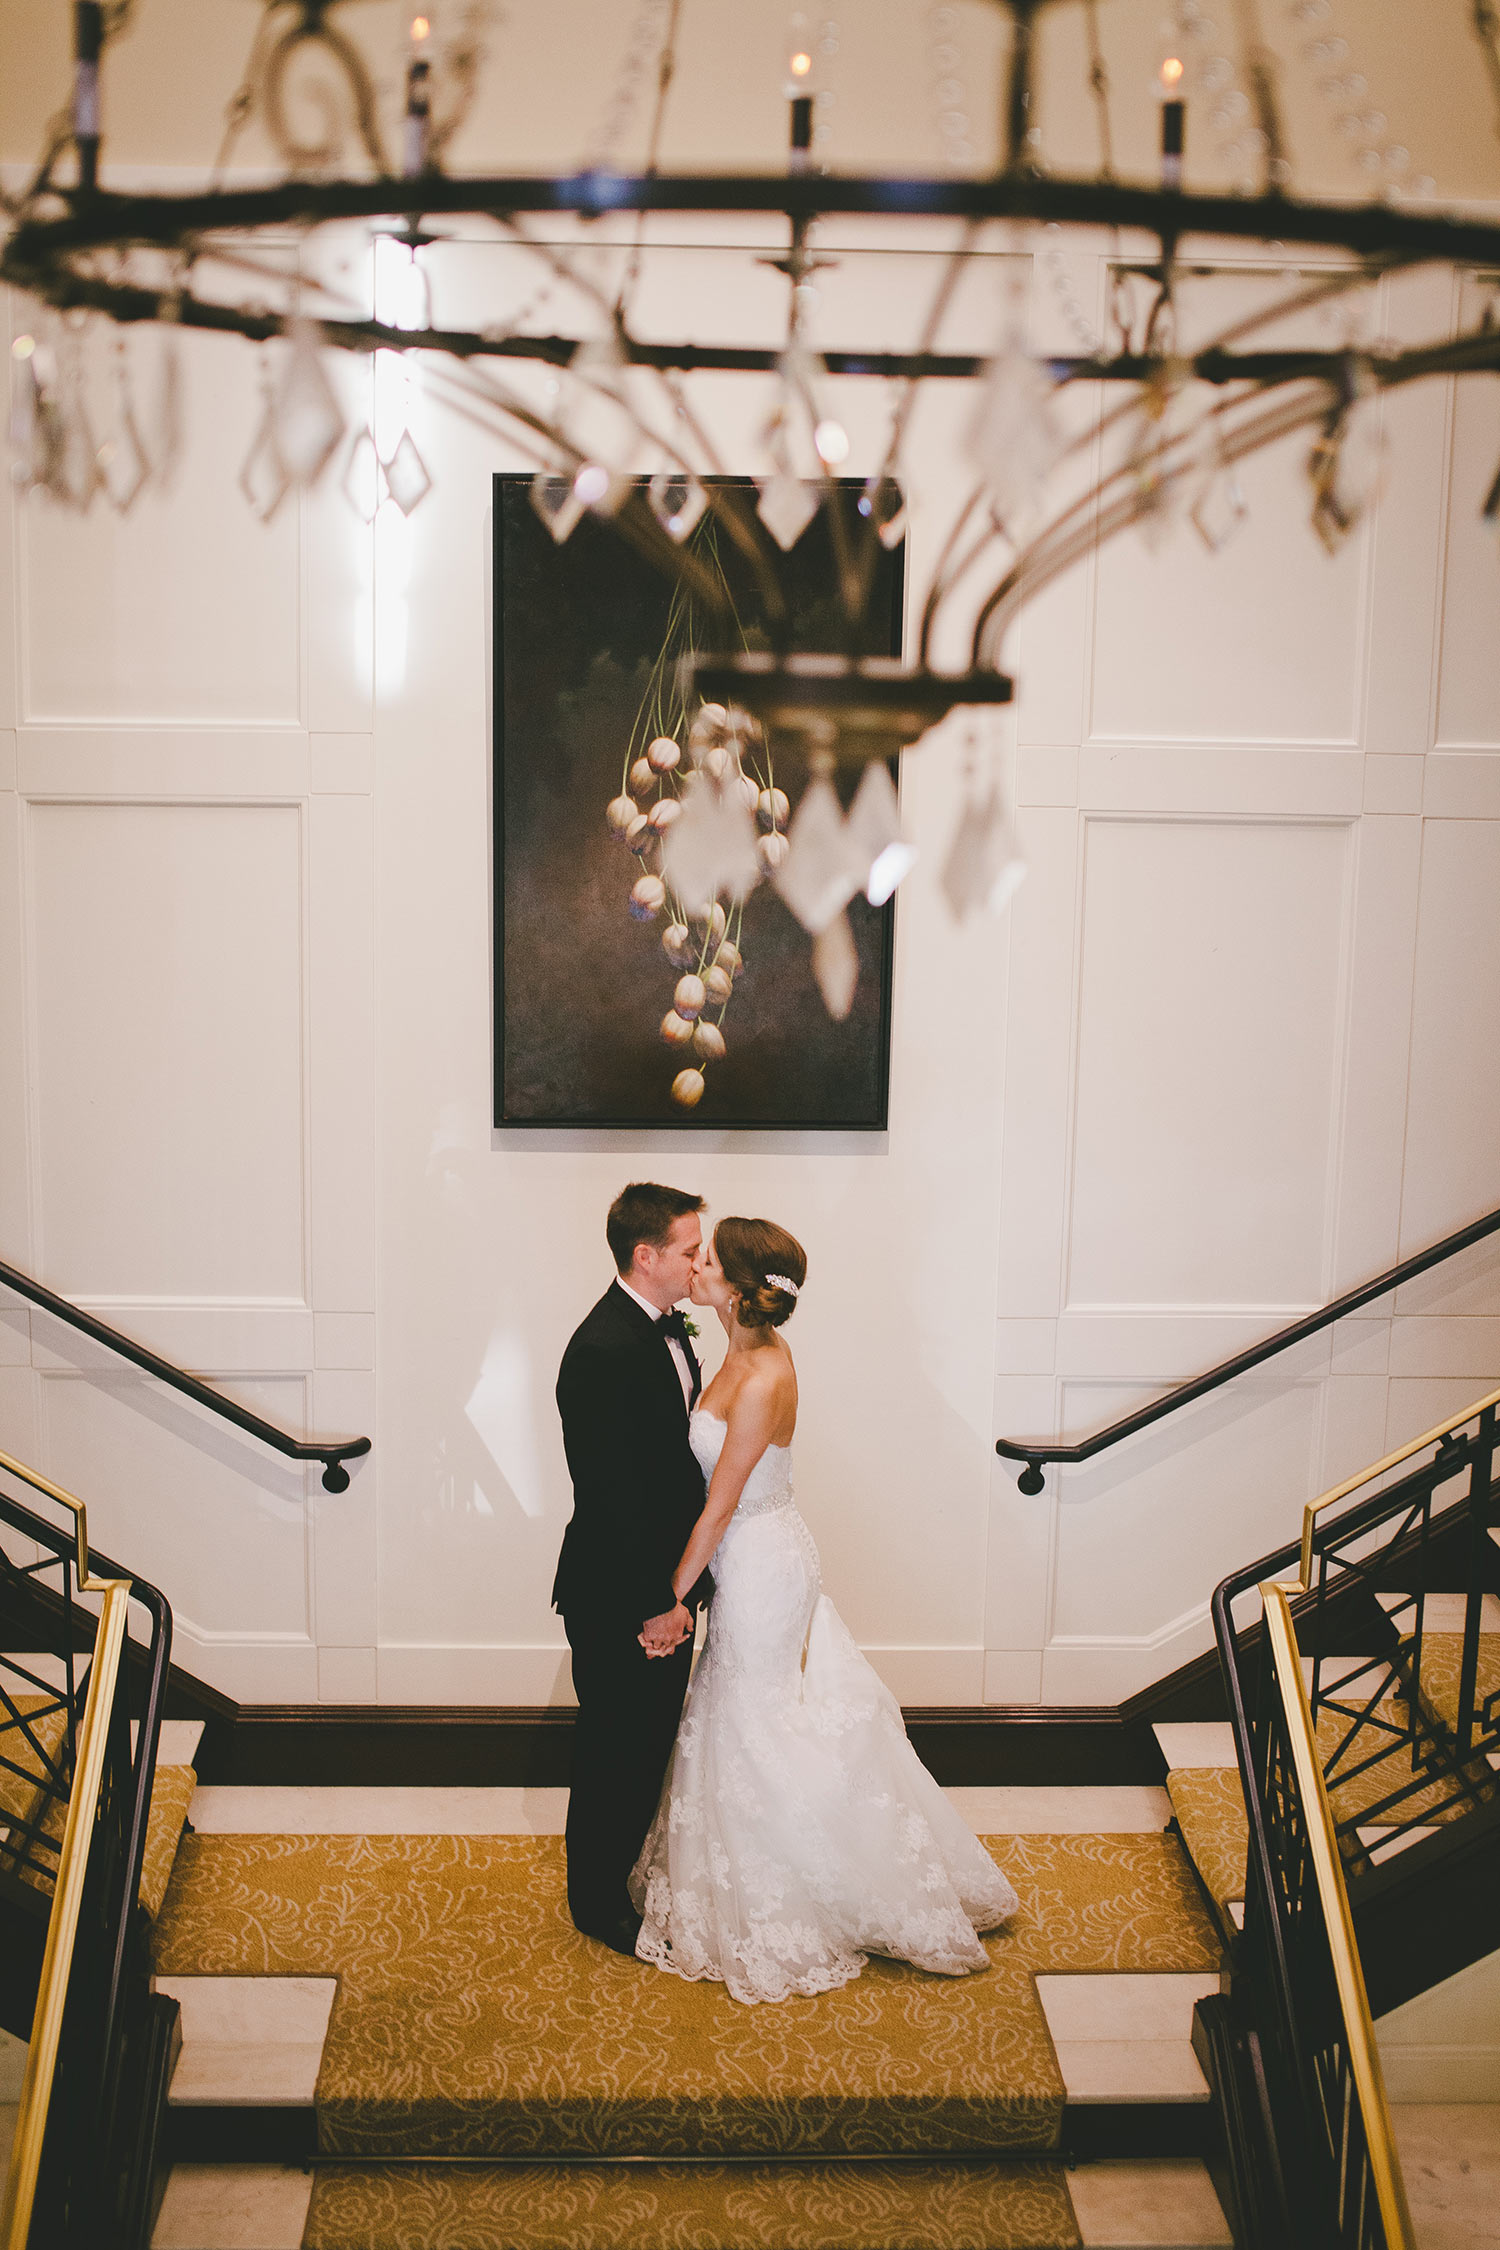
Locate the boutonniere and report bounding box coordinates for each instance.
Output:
[680,1310,700,1339]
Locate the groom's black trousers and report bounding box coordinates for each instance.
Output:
[562,1605,694,1937]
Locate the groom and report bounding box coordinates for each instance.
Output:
[553,1181,713,1956]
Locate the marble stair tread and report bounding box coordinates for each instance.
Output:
[185,1783,1174,1836]
[948,1786,1170,1833]
[1039,1973,1216,2107]
[187,1785,574,1835]
[1036,1973,1221,2043]
[1153,1724,1237,1771]
[158,1975,335,2108]
[1067,2157,1233,2247]
[1356,1822,1440,1867]
[1298,1654,1390,1690]
[0,1655,67,1691]
[1054,2041,1211,2104]
[1374,1591,1500,1632]
[151,2161,313,2250]
[133,1719,204,1765]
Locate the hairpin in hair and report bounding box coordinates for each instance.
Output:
[764,1273,800,1297]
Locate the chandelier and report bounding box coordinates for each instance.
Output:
[7,0,1500,1041]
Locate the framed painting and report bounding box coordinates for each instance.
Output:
[492,474,904,1129]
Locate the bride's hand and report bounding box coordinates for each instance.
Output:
[640,1600,692,1657]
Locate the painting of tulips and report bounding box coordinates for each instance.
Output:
[493,474,902,1129]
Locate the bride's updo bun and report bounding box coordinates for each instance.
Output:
[715,1217,806,1330]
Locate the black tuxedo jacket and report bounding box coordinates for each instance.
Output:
[553,1281,712,1629]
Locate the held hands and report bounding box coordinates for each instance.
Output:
[640,1600,693,1658]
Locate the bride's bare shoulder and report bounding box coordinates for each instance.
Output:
[733,1345,797,1434]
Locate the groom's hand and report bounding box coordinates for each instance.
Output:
[639,1601,692,1657]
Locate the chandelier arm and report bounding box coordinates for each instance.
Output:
[261,17,391,180]
[7,247,1473,401]
[1230,0,1291,195]
[209,3,281,190]
[918,496,1009,673]
[614,0,683,325]
[1475,0,1500,152]
[418,358,738,621]
[970,383,1326,662]
[485,212,788,615]
[16,175,1500,271]
[858,220,984,624]
[1082,0,1115,180]
[972,323,1500,662]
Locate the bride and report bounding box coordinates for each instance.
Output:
[629,1215,1018,2005]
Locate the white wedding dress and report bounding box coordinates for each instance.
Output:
[630,1409,1018,2004]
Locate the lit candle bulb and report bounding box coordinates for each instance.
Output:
[787,12,814,173]
[1158,52,1185,191]
[405,15,432,180]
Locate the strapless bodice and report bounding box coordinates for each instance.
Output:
[690,1408,794,1519]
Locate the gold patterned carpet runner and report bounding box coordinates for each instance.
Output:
[151,1829,1220,2247]
[301,2158,1082,2250]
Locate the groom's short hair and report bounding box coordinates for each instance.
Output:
[607,1182,705,1273]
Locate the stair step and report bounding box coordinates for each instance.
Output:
[159,1975,334,2106]
[1152,1725,1236,1771]
[1375,1592,1500,1632]
[1037,1974,1218,2105]
[300,2158,1082,2250]
[149,2155,1238,2250]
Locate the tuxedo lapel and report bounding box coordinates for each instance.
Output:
[609,1281,691,1422]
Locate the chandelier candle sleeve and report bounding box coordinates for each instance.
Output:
[73,1,103,194]
[404,17,433,181]
[1159,49,1186,190]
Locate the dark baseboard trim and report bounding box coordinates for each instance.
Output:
[165,2104,318,2165]
[191,1702,1170,1789]
[162,2100,1211,2166]
[1062,2101,1218,2160]
[173,1497,1489,1790]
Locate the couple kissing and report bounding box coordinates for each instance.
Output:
[553,1180,1017,2007]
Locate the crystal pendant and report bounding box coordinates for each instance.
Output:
[98,389,151,515]
[647,467,708,541]
[530,465,585,543]
[660,775,762,915]
[1190,456,1249,553]
[273,321,345,487]
[967,347,1063,534]
[382,428,432,516]
[7,339,60,492]
[50,391,101,512]
[1308,388,1384,556]
[240,393,291,522]
[810,910,859,1021]
[757,470,820,550]
[845,759,916,905]
[939,788,1027,921]
[859,475,907,551]
[341,426,382,521]
[774,770,861,933]
[564,333,636,514]
[147,321,183,495]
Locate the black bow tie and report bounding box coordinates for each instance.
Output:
[661,1308,694,1348]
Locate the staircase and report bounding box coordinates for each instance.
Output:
[138,1782,1233,2250]
[9,1402,1500,2247]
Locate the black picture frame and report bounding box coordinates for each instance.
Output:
[492,475,903,1130]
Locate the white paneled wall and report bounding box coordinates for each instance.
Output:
[1,232,1498,1709]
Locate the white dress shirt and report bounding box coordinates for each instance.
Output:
[615,1277,694,1411]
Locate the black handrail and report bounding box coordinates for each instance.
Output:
[995,1203,1500,1494]
[0,1257,370,1493]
